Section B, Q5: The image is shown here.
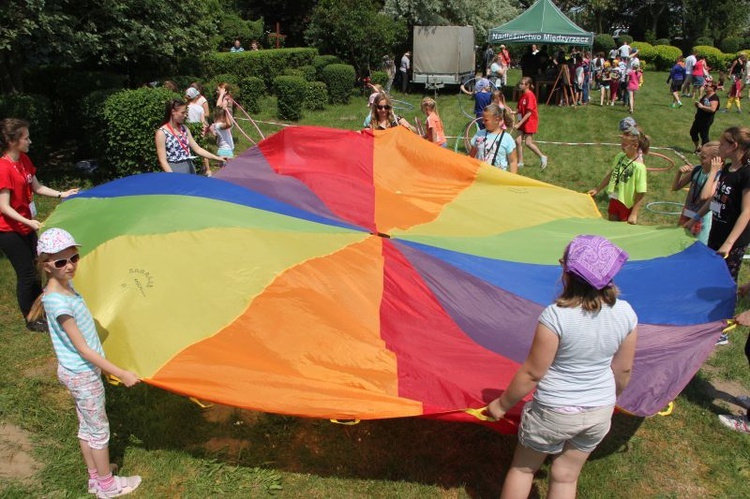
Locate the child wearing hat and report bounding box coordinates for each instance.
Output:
[488,235,638,499]
[29,228,143,498]
[461,77,493,129]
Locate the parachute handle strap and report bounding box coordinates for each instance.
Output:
[724,319,737,333]
[330,419,361,425]
[105,374,122,386]
[464,406,501,422]
[657,401,674,417]
[189,397,214,409]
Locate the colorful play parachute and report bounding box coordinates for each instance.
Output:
[45,126,735,432]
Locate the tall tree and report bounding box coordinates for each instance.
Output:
[305,0,407,73]
[383,0,520,41]
[1,0,223,94]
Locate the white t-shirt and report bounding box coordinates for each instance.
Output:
[534,300,637,408]
[187,103,204,124]
[685,55,696,73]
[213,122,234,151]
[618,43,631,58]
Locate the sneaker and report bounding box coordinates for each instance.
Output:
[736,395,750,409]
[517,162,524,168]
[718,414,750,434]
[720,109,729,113]
[670,103,677,108]
[26,319,47,333]
[540,156,548,171]
[678,101,683,107]
[716,333,729,346]
[96,475,142,498]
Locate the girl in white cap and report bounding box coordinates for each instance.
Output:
[29,228,142,498]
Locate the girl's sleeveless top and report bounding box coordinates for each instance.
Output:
[160,125,190,162]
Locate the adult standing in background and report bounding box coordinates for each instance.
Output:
[0,118,79,332]
[230,39,244,53]
[400,51,411,94]
[484,45,496,78]
[383,55,396,94]
[690,81,720,153]
[490,54,506,89]
[498,45,512,86]
[682,50,697,98]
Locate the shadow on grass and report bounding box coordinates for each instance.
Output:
[105,383,650,498]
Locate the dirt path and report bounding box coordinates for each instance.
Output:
[0,424,40,483]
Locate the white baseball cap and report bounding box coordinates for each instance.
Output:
[37,228,81,256]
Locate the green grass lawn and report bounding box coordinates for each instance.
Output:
[2,70,750,498]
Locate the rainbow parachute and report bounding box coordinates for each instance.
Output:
[46,126,735,432]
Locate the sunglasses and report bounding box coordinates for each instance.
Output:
[376,105,392,110]
[50,253,80,269]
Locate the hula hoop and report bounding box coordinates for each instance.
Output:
[391,99,414,112]
[645,201,682,215]
[644,151,675,172]
[463,118,481,153]
[457,77,501,120]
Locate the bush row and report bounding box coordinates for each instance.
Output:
[202,48,319,91]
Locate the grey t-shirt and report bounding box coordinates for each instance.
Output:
[534,300,637,408]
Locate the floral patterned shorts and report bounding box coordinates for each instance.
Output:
[57,365,110,449]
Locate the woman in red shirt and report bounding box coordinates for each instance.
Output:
[515,77,549,170]
[0,118,79,331]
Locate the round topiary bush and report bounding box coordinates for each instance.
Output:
[304,82,328,111]
[370,71,388,88]
[207,73,243,102]
[693,45,725,70]
[101,87,176,176]
[654,38,670,46]
[653,45,683,71]
[313,55,342,80]
[631,42,656,64]
[281,68,306,79]
[239,76,266,114]
[273,75,306,121]
[321,64,356,105]
[298,65,317,81]
[695,37,714,47]
[594,34,616,53]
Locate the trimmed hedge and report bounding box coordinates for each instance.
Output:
[281,68,306,79]
[239,76,266,114]
[370,71,388,87]
[101,87,175,176]
[304,82,328,111]
[653,45,683,71]
[594,34,616,53]
[693,45,725,70]
[313,55,342,79]
[696,37,714,47]
[632,42,656,63]
[298,65,318,81]
[274,76,306,121]
[654,38,670,46]
[0,94,52,163]
[321,64,356,105]
[203,48,318,91]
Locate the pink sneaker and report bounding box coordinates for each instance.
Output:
[96,475,142,498]
[718,414,750,434]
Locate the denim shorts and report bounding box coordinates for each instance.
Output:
[692,76,705,87]
[518,400,615,454]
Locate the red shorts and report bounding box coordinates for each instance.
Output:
[608,198,632,221]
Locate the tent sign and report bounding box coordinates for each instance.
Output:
[489,32,592,45]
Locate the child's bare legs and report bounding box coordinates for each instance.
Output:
[547,444,592,499]
[515,133,524,165]
[500,444,547,499]
[79,440,114,478]
[524,134,545,159]
[628,90,635,113]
